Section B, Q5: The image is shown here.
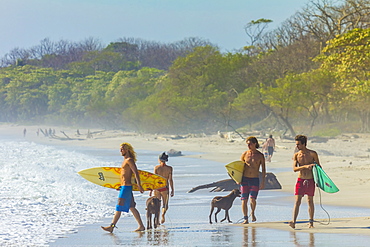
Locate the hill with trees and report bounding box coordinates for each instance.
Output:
[1,0,369,136]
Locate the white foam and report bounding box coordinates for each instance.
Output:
[0,140,116,246]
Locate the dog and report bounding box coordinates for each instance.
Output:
[146,196,161,229]
[209,189,241,224]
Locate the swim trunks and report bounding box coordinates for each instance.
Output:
[267,146,274,156]
[116,186,136,212]
[240,177,260,200]
[295,178,315,197]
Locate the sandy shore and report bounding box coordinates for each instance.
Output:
[2,123,370,237]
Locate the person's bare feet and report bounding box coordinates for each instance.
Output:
[251,215,257,222]
[161,214,165,224]
[242,219,249,224]
[309,219,314,228]
[288,221,295,229]
[134,226,145,232]
[101,225,115,233]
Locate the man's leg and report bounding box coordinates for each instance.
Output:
[161,192,169,224]
[289,195,303,229]
[307,196,315,228]
[130,206,145,231]
[242,198,249,224]
[101,198,125,233]
[250,197,257,222]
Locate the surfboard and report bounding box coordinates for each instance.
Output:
[78,167,167,191]
[225,161,245,183]
[312,164,339,193]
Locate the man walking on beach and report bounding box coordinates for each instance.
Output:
[289,135,321,229]
[151,152,174,224]
[239,136,266,224]
[101,142,145,233]
[263,135,275,162]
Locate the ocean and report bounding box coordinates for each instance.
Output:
[1,136,370,246]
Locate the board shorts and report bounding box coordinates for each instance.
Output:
[295,178,315,197]
[240,177,260,200]
[116,186,136,212]
[267,146,274,156]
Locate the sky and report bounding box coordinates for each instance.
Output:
[0,0,311,57]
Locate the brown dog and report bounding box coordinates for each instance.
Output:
[209,189,241,224]
[146,196,161,229]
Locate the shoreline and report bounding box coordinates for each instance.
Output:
[2,123,370,238]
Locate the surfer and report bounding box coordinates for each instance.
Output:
[101,142,145,233]
[150,152,174,224]
[289,135,321,229]
[239,136,266,224]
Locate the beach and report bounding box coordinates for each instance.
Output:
[1,124,370,246]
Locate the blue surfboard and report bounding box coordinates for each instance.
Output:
[312,164,339,193]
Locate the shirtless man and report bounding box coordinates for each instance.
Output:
[239,136,266,224]
[264,135,275,162]
[101,143,145,233]
[289,135,320,229]
[151,152,174,224]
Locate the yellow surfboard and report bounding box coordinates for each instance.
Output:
[78,167,167,191]
[225,161,245,183]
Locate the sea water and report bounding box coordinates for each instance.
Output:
[2,137,370,246]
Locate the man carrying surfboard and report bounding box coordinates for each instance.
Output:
[101,142,145,233]
[150,152,174,224]
[289,135,321,229]
[239,136,266,224]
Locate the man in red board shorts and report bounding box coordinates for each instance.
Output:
[289,135,321,229]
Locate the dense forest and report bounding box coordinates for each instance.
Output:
[1,0,369,136]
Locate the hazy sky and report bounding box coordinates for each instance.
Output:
[1,0,311,57]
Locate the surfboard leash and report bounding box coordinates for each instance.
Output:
[316,187,331,225]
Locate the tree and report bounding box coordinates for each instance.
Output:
[315,28,370,131]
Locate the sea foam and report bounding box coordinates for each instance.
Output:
[0,140,116,246]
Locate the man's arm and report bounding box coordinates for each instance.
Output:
[311,150,321,167]
[169,167,174,197]
[129,159,144,193]
[240,151,246,162]
[292,153,314,172]
[260,156,266,189]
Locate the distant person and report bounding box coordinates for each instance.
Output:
[150,152,174,224]
[239,136,266,224]
[289,135,321,229]
[23,128,26,137]
[262,135,275,162]
[101,143,145,233]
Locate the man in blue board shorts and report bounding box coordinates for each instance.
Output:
[239,136,266,224]
[289,135,321,229]
[101,142,145,233]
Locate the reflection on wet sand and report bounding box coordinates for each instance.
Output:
[243,227,256,247]
[146,228,170,245]
[291,231,315,247]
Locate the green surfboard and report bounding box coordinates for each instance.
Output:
[312,164,339,193]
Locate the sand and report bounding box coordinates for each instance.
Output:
[2,123,370,240]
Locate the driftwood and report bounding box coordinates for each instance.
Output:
[188,172,281,193]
